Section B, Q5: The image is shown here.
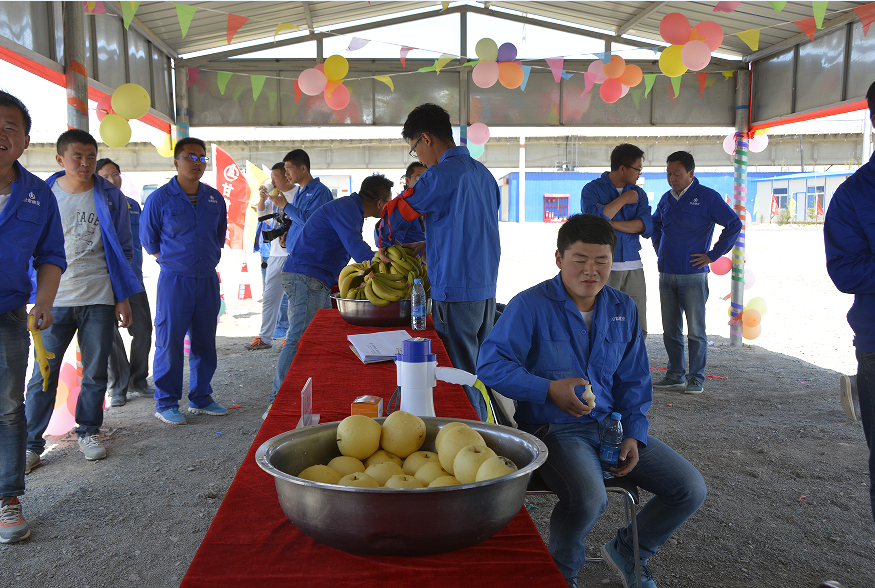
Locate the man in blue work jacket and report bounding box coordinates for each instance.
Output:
[651,151,741,394]
[374,161,426,247]
[267,174,392,415]
[141,138,228,425]
[25,129,142,467]
[824,79,875,523]
[581,143,652,336]
[477,214,706,588]
[0,92,66,544]
[379,103,501,421]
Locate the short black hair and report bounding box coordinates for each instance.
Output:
[667,150,695,172]
[610,143,645,172]
[174,137,207,158]
[402,103,454,144]
[0,90,32,135]
[271,162,285,171]
[405,161,426,177]
[557,214,617,256]
[283,149,310,172]
[96,158,120,174]
[57,129,98,156]
[359,173,394,201]
[867,79,875,113]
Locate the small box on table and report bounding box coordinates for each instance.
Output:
[351,395,383,417]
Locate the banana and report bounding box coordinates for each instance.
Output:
[340,273,364,299]
[389,264,401,275]
[371,278,405,302]
[29,315,55,391]
[372,271,406,283]
[364,281,390,306]
[391,258,414,273]
[385,245,404,262]
[338,264,360,285]
[378,261,390,274]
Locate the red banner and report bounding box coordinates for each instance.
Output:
[770,194,779,215]
[214,145,250,250]
[816,195,824,216]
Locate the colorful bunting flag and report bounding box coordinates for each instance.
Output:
[545,57,564,83]
[520,65,532,92]
[250,75,266,101]
[418,63,437,73]
[227,14,249,45]
[643,74,656,97]
[582,72,596,95]
[274,23,300,41]
[400,47,413,68]
[347,37,370,51]
[714,1,740,13]
[793,17,817,41]
[631,87,643,110]
[560,71,573,80]
[696,72,708,96]
[593,52,612,64]
[670,76,682,99]
[121,1,141,30]
[736,28,761,51]
[174,3,197,39]
[373,75,394,91]
[722,70,735,80]
[84,1,107,15]
[217,72,233,95]
[854,3,875,36]
[186,68,199,88]
[435,54,454,74]
[767,1,786,11]
[293,79,302,103]
[440,1,450,10]
[812,1,828,29]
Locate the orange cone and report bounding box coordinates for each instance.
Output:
[238,263,253,300]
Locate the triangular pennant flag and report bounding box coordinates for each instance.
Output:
[767,1,787,12]
[582,72,596,95]
[462,60,481,67]
[812,1,828,28]
[186,68,199,88]
[714,1,740,12]
[643,74,656,97]
[697,72,708,96]
[274,23,300,40]
[85,1,107,15]
[435,54,455,74]
[293,79,302,103]
[247,161,269,186]
[400,47,413,68]
[651,47,662,57]
[347,37,370,51]
[441,1,450,10]
[174,3,197,39]
[418,63,437,73]
[373,75,394,92]
[722,70,735,80]
[227,14,248,45]
[561,70,573,80]
[520,65,532,92]
[631,87,643,110]
[736,28,761,51]
[251,75,266,101]
[706,78,717,89]
[670,76,682,99]
[793,17,817,41]
[593,52,612,64]
[121,1,141,30]
[217,71,233,95]
[545,57,564,83]
[855,3,875,35]
[232,85,245,102]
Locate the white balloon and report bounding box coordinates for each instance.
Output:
[749,134,769,153]
[722,134,735,155]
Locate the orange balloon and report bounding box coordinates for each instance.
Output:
[742,309,761,328]
[602,55,626,79]
[497,61,524,89]
[618,64,643,87]
[742,323,762,340]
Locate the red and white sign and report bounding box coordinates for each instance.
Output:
[213,144,250,249]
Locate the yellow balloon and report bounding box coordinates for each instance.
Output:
[156,134,175,158]
[111,83,151,120]
[475,38,498,61]
[323,55,349,81]
[99,114,132,148]
[659,45,688,78]
[747,296,767,316]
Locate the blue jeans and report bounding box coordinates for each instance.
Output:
[856,349,875,522]
[270,273,331,402]
[25,305,116,452]
[432,298,496,421]
[0,307,29,497]
[275,291,290,337]
[532,420,707,578]
[659,272,708,382]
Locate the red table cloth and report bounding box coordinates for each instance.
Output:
[181,309,566,588]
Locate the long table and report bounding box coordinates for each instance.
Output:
[181,309,566,588]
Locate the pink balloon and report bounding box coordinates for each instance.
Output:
[587,61,608,84]
[467,122,490,145]
[472,61,499,88]
[324,83,350,110]
[45,403,76,436]
[744,268,756,290]
[749,134,769,153]
[660,13,691,45]
[620,83,630,98]
[722,134,736,155]
[96,94,114,121]
[693,21,724,52]
[681,40,712,71]
[600,78,624,103]
[710,256,732,275]
[298,68,327,96]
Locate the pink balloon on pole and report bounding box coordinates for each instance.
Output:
[587,61,608,84]
[600,78,624,103]
[744,268,756,290]
[710,256,732,275]
[749,134,769,153]
[660,13,691,45]
[467,122,490,145]
[472,61,499,88]
[324,83,350,110]
[722,134,736,155]
[298,68,328,95]
[681,40,712,71]
[693,21,724,51]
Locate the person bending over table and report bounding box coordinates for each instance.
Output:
[476,214,707,588]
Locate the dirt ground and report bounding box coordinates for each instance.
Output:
[1,224,872,588]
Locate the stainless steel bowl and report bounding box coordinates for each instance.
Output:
[331,293,432,327]
[255,417,548,556]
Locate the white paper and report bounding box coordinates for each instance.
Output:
[347,330,412,363]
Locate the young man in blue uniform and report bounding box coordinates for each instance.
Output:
[267,174,392,414]
[379,103,501,420]
[824,79,875,522]
[0,92,66,544]
[651,151,741,394]
[97,158,153,406]
[477,214,706,588]
[140,138,228,425]
[581,143,652,336]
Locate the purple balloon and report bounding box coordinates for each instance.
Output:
[496,42,517,63]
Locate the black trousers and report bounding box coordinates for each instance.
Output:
[107,290,152,395]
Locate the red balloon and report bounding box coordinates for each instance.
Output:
[660,12,691,45]
[324,83,350,110]
[710,256,732,275]
[96,94,114,121]
[692,21,724,52]
[600,78,624,103]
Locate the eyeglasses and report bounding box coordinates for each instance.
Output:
[627,165,642,173]
[101,172,121,178]
[178,154,210,163]
[408,134,425,157]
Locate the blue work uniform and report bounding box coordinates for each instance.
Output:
[373,215,425,248]
[281,177,333,258]
[580,173,653,263]
[140,178,227,411]
[126,197,144,284]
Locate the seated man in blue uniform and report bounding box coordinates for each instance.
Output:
[140,138,228,425]
[477,214,706,588]
[267,174,393,414]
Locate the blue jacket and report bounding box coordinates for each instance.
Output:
[0,162,66,314]
[476,274,652,444]
[378,146,501,302]
[651,177,742,274]
[43,171,142,303]
[373,216,425,247]
[140,177,227,278]
[284,193,375,287]
[580,172,653,263]
[825,151,875,352]
[126,197,144,285]
[282,178,333,255]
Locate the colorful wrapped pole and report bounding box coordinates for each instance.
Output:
[730,72,750,347]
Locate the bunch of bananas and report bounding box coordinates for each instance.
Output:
[337,245,430,307]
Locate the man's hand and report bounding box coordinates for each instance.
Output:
[29,304,54,330]
[258,185,269,202]
[406,241,426,260]
[611,438,640,476]
[690,252,712,269]
[546,378,593,418]
[115,299,132,329]
[617,189,639,206]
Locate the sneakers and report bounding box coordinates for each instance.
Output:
[188,401,228,416]
[601,538,657,588]
[78,434,107,461]
[109,393,126,407]
[127,384,154,399]
[245,337,272,350]
[684,378,704,394]
[155,407,187,425]
[0,496,30,543]
[840,375,856,422]
[652,376,684,388]
[24,450,41,475]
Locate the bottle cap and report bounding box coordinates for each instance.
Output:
[611,412,622,420]
[414,278,421,283]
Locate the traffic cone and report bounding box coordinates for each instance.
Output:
[238,263,253,300]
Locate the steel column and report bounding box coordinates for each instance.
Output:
[62,2,88,131]
[730,70,750,347]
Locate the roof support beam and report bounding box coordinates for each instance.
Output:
[616,2,667,37]
[744,11,860,63]
[301,1,315,34]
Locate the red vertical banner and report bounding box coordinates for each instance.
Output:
[770,194,779,215]
[213,145,250,249]
[816,195,824,216]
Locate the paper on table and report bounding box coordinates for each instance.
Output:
[347,330,412,363]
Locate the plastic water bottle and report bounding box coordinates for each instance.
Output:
[599,412,623,479]
[411,279,427,330]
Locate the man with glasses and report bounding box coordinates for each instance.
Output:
[581,143,653,337]
[141,138,228,425]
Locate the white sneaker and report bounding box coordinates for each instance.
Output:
[78,434,107,461]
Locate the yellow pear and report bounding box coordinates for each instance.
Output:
[338,472,380,488]
[413,461,451,485]
[402,450,440,475]
[380,410,426,458]
[428,475,461,487]
[437,426,486,475]
[364,461,404,486]
[475,456,518,482]
[336,415,382,460]
[327,456,365,477]
[453,444,498,484]
[297,464,341,484]
[434,422,466,452]
[384,474,425,489]
[364,449,402,468]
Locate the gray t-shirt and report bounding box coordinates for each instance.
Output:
[52,183,115,306]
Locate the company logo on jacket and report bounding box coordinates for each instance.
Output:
[611,316,626,322]
[24,192,40,206]
[690,198,699,206]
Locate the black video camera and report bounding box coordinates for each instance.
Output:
[258,212,292,242]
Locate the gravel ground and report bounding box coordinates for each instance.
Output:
[1,224,872,588]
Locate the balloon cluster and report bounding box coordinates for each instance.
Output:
[471,39,525,89]
[151,133,177,158]
[740,297,767,340]
[97,83,151,149]
[466,122,489,159]
[298,55,352,110]
[587,57,644,104]
[722,133,769,155]
[658,13,723,77]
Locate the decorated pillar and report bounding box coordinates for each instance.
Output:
[729,70,750,347]
[174,67,191,140]
[63,2,88,131]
